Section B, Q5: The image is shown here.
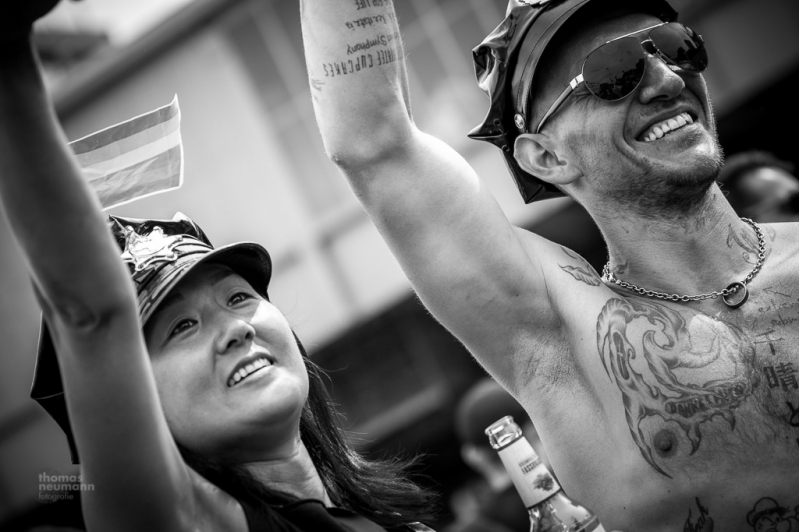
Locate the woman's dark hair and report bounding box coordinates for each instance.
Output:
[179,334,438,530]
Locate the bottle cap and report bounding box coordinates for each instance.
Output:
[485,415,523,450]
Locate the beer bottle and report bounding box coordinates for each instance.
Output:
[485,415,606,532]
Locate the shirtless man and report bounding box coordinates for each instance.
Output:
[299,0,799,529]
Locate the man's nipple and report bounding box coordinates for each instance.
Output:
[654,429,678,458]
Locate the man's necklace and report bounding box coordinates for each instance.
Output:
[601,217,765,309]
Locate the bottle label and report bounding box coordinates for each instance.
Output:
[497,438,561,507]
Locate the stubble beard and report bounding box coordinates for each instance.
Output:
[581,133,725,223]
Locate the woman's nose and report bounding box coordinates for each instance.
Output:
[216,317,256,354]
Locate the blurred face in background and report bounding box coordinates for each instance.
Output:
[728,166,799,223]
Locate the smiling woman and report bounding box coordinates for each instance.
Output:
[1,2,436,531]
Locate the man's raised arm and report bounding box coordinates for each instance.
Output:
[299,1,564,381]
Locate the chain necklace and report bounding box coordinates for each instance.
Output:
[601,218,765,309]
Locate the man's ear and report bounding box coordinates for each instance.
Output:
[514,133,582,186]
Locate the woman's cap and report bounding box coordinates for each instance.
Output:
[468,0,678,203]
[30,212,273,464]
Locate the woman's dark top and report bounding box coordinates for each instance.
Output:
[240,497,434,532]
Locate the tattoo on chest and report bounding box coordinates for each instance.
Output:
[786,401,799,428]
[684,497,799,531]
[754,328,785,357]
[746,497,799,531]
[764,364,799,391]
[597,297,756,476]
[684,498,713,532]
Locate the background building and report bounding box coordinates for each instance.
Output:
[1,0,798,528]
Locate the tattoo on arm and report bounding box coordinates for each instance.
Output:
[684,498,713,532]
[309,78,324,92]
[353,0,393,10]
[558,247,601,287]
[559,264,601,286]
[321,47,398,77]
[344,11,396,31]
[317,0,401,78]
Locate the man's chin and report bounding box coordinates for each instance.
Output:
[598,159,721,220]
[640,139,720,167]
[636,134,723,184]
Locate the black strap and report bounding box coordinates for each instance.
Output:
[240,497,391,532]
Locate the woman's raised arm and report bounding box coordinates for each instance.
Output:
[0,8,245,532]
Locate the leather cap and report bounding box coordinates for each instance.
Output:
[30,213,272,463]
[468,0,678,203]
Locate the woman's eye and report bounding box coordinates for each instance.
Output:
[169,319,195,337]
[229,291,252,305]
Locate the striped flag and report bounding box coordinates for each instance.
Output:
[69,96,184,210]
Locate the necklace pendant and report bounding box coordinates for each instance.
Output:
[722,282,748,308]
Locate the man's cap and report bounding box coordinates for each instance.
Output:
[468,0,678,203]
[30,212,272,464]
[455,378,529,448]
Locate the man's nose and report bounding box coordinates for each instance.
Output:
[637,53,685,104]
[216,317,256,354]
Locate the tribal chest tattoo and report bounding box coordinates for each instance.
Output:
[596,297,759,476]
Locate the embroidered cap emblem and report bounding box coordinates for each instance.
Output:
[120,226,184,272]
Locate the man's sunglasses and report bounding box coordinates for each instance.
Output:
[533,22,708,134]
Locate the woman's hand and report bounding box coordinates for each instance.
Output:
[0,0,79,42]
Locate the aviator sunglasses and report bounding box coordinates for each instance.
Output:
[533,22,708,134]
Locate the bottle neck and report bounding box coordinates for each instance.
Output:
[497,435,561,508]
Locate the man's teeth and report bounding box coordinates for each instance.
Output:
[642,112,694,142]
[228,358,271,387]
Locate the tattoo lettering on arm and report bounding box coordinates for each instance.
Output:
[344,11,396,31]
[322,48,398,77]
[316,0,401,78]
[558,247,601,287]
[597,298,755,476]
[746,497,799,531]
[684,498,713,532]
[345,31,399,55]
[354,0,393,10]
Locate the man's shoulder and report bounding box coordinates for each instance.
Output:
[759,221,799,269]
[763,220,799,240]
